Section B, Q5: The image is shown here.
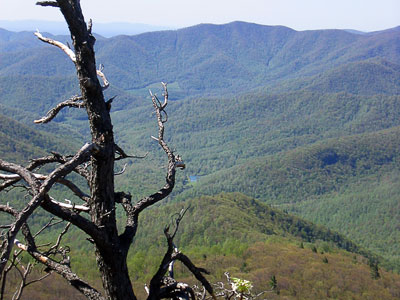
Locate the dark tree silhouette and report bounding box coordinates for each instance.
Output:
[0,1,214,299]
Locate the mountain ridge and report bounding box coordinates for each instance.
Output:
[1,21,399,96]
[0,20,173,37]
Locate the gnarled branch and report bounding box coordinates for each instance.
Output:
[0,143,97,278]
[173,252,215,299]
[120,83,185,247]
[34,95,84,124]
[133,83,184,215]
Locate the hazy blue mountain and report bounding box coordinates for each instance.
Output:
[344,29,367,35]
[0,20,173,37]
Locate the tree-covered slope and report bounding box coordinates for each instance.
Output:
[269,58,400,95]
[133,193,364,255]
[188,126,400,201]
[304,59,400,95]
[176,127,400,268]
[58,22,400,94]
[0,112,77,163]
[112,89,400,185]
[1,22,399,96]
[65,193,400,299]
[287,172,400,269]
[4,193,400,299]
[129,193,400,299]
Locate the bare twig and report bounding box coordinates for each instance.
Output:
[114,163,128,176]
[115,144,148,161]
[167,207,189,240]
[34,31,76,62]
[33,217,59,238]
[34,95,84,124]
[97,64,110,91]
[14,230,105,300]
[36,1,59,7]
[56,178,90,202]
[45,222,72,256]
[0,245,23,300]
[49,197,89,212]
[26,272,52,287]
[11,262,32,300]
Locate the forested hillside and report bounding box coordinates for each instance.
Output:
[0,111,77,162]
[5,193,400,300]
[1,21,400,298]
[124,193,400,299]
[180,127,400,267]
[1,22,399,96]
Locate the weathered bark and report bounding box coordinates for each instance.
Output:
[54,1,135,299]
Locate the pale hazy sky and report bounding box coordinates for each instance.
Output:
[0,0,399,32]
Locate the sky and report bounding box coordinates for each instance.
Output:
[0,0,399,32]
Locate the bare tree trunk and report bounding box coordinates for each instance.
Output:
[96,248,136,300]
[53,1,135,299]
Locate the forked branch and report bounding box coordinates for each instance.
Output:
[147,208,215,300]
[33,67,110,124]
[134,83,185,213]
[120,83,185,249]
[0,143,98,278]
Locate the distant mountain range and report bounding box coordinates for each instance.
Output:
[0,20,174,37]
[0,21,399,98]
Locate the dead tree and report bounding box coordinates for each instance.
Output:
[0,1,214,299]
